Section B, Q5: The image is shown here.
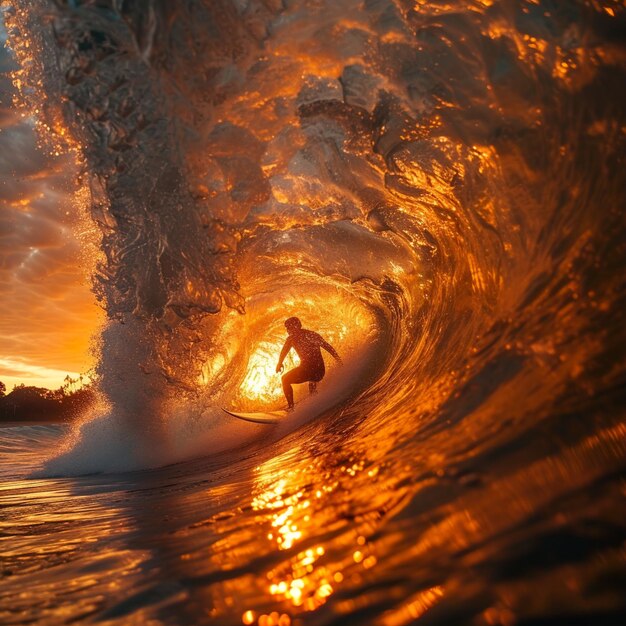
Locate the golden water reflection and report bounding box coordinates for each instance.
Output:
[242,452,383,624]
[252,470,337,612]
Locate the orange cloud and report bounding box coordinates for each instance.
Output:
[0,31,102,392]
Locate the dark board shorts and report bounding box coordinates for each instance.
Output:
[284,363,325,384]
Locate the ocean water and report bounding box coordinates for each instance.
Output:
[1,1,625,625]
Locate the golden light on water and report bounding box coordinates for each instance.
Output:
[229,421,624,626]
[249,467,343,615]
[242,610,256,624]
[244,612,292,626]
[379,586,445,626]
[243,454,390,623]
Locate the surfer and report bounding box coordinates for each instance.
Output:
[276,317,342,410]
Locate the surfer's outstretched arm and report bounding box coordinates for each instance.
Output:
[276,337,293,372]
[321,339,342,365]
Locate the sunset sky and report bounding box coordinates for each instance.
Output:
[0,17,102,392]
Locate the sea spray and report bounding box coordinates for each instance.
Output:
[5,1,249,464]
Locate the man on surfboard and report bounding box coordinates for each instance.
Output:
[276,317,342,410]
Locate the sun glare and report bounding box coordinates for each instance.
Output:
[240,341,298,404]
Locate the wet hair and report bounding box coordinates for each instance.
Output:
[285,316,302,330]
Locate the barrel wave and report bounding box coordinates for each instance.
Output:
[1,1,625,625]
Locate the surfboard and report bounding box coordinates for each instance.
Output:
[222,408,288,424]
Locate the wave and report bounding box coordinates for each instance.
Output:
[4,0,624,477]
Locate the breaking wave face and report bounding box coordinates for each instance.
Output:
[5,0,625,474]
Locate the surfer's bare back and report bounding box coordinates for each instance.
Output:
[276,317,342,410]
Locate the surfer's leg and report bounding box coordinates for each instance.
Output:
[282,366,304,408]
[308,367,324,395]
[282,366,308,408]
[282,378,294,408]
